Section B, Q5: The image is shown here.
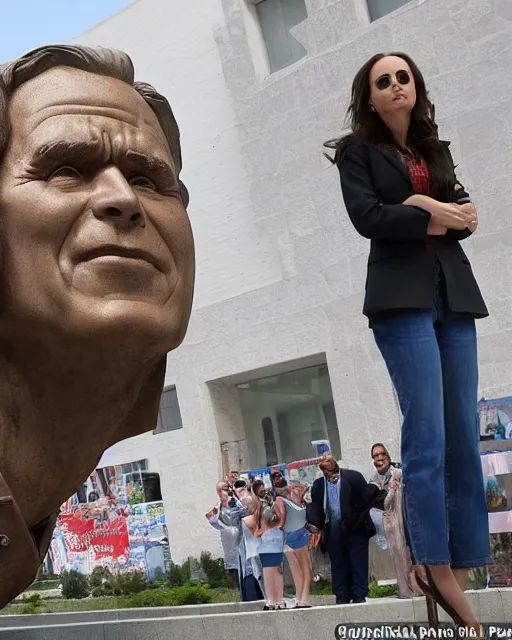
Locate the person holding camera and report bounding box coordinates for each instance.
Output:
[206,479,247,590]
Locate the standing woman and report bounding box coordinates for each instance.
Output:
[370,443,422,599]
[253,481,287,610]
[328,52,490,630]
[270,467,313,608]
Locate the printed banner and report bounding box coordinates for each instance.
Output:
[479,396,512,441]
[481,450,512,587]
[48,460,170,578]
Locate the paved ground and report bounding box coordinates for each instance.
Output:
[0,589,510,639]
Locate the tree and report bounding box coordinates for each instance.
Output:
[60,570,90,599]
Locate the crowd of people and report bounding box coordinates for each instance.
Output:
[206,468,314,609]
[205,449,427,610]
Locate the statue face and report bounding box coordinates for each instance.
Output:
[0,67,194,348]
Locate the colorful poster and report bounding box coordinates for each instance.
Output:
[58,512,129,560]
[48,461,171,578]
[243,456,324,488]
[481,450,512,587]
[479,397,512,441]
[286,457,323,484]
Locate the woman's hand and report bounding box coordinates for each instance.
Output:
[309,533,321,549]
[427,220,448,236]
[404,195,467,230]
[459,203,478,232]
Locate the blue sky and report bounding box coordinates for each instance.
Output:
[0,0,132,62]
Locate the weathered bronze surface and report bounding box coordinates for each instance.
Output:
[0,45,195,606]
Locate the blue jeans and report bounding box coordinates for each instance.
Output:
[372,308,491,568]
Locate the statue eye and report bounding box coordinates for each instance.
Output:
[48,166,82,180]
[130,176,157,191]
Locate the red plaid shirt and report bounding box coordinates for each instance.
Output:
[405,155,438,251]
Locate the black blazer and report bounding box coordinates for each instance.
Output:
[337,139,488,319]
[307,469,384,540]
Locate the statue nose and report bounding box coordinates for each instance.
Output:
[91,167,146,229]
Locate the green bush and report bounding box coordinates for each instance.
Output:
[21,603,40,615]
[90,566,113,597]
[89,568,147,597]
[127,484,145,505]
[126,585,211,608]
[311,582,333,596]
[368,582,398,598]
[22,593,42,605]
[167,562,184,587]
[199,551,232,589]
[209,587,240,603]
[21,591,42,615]
[60,570,90,600]
[111,571,148,596]
[29,580,60,591]
[152,567,166,584]
[167,557,193,587]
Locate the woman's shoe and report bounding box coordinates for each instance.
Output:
[415,566,463,627]
[263,603,275,611]
[275,601,287,610]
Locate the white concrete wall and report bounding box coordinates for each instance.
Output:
[76,0,512,563]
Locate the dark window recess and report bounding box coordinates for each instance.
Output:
[154,387,183,434]
[367,0,411,21]
[255,0,308,73]
[262,417,278,466]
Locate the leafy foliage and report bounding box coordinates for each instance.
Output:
[60,570,90,600]
[89,567,147,597]
[167,557,193,587]
[125,585,211,608]
[127,483,145,505]
[199,551,233,589]
[368,581,398,598]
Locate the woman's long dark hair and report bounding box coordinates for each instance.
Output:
[324,52,454,187]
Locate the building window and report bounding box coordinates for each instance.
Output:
[154,387,183,434]
[367,0,411,21]
[237,364,341,467]
[119,459,148,475]
[252,0,308,73]
[261,417,278,466]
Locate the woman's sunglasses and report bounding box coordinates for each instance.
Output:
[375,69,410,91]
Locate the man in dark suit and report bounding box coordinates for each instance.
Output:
[307,453,385,604]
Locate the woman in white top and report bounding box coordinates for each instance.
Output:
[250,479,286,610]
[271,468,312,608]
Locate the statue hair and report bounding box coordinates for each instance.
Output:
[0,44,188,206]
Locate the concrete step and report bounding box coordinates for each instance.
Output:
[0,589,510,639]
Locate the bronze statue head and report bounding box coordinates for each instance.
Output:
[0,44,193,349]
[0,45,195,605]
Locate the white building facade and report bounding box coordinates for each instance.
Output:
[75,0,512,562]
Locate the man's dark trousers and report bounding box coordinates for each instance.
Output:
[327,526,369,604]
